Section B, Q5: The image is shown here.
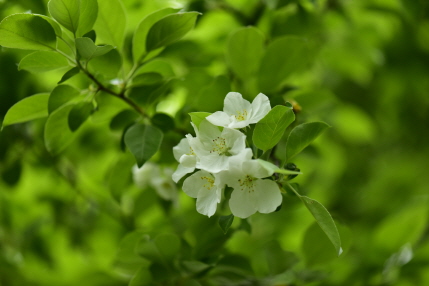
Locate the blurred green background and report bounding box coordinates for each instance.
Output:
[1,0,429,285]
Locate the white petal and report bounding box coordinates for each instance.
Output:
[227,120,251,129]
[249,93,271,123]
[180,154,197,168]
[227,148,253,173]
[172,164,194,183]
[198,120,222,145]
[229,185,258,218]
[221,127,246,155]
[223,92,252,118]
[198,154,229,173]
[246,160,273,178]
[133,163,157,189]
[196,186,221,217]
[206,111,231,127]
[173,138,191,162]
[182,170,215,198]
[254,179,282,213]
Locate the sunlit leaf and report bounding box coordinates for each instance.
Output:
[75,37,114,61]
[93,0,126,49]
[0,14,56,51]
[58,67,80,84]
[133,8,179,62]
[189,112,211,128]
[146,12,201,52]
[48,84,80,113]
[19,51,69,73]
[68,101,93,131]
[2,93,49,127]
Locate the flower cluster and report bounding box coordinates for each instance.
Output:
[173,92,283,218]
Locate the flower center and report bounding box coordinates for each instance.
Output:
[234,110,248,121]
[238,175,255,193]
[187,147,195,156]
[210,137,231,156]
[200,176,215,190]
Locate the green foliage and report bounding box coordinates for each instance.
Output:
[1,0,428,285]
[253,105,295,151]
[19,51,69,73]
[0,14,57,50]
[124,124,163,167]
[2,93,49,127]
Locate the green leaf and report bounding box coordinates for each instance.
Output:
[87,49,122,79]
[48,0,79,33]
[109,110,138,131]
[106,155,134,202]
[264,241,299,275]
[151,113,175,132]
[258,36,311,92]
[226,27,264,79]
[302,222,338,266]
[285,121,330,161]
[218,215,234,234]
[301,196,342,256]
[48,84,80,113]
[137,233,181,263]
[124,124,163,168]
[76,0,98,37]
[131,72,163,87]
[75,37,114,61]
[44,104,76,154]
[58,67,80,84]
[2,93,49,128]
[94,0,126,49]
[48,0,97,36]
[68,101,93,131]
[253,106,295,152]
[133,8,179,62]
[257,159,302,175]
[18,51,69,73]
[189,112,211,128]
[129,266,152,286]
[146,12,201,52]
[36,14,62,37]
[0,14,57,51]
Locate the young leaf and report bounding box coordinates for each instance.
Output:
[58,67,80,84]
[189,112,211,128]
[75,37,114,61]
[48,0,80,34]
[253,106,295,152]
[301,196,342,256]
[133,8,179,62]
[257,159,302,176]
[124,124,163,167]
[68,101,93,131]
[2,93,49,128]
[44,104,76,154]
[285,121,330,161]
[258,36,311,92]
[146,12,201,52]
[18,51,69,73]
[0,14,57,51]
[218,214,234,234]
[226,27,264,80]
[93,0,126,49]
[48,84,80,113]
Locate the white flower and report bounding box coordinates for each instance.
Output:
[218,149,282,218]
[172,136,198,182]
[182,170,223,217]
[133,163,178,202]
[190,119,248,173]
[206,92,271,129]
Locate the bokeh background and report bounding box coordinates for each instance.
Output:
[1,0,429,285]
